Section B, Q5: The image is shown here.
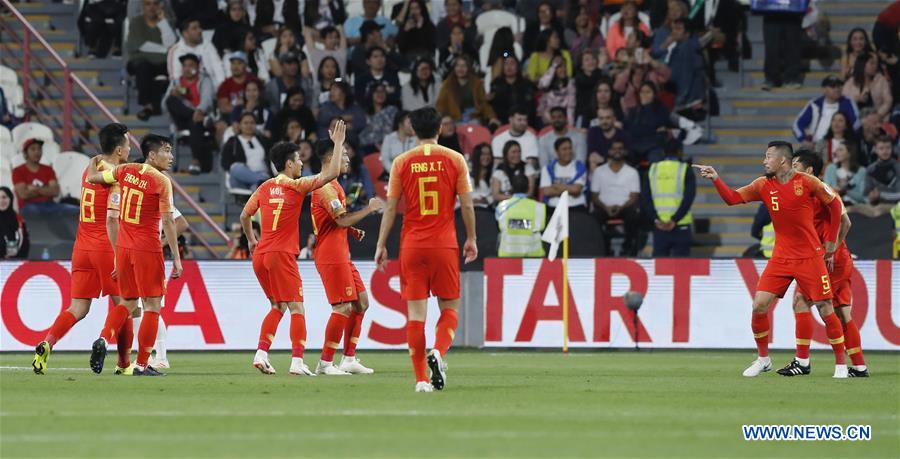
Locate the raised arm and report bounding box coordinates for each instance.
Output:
[693,165,760,205]
[335,197,384,228]
[85,156,117,184]
[317,120,347,185]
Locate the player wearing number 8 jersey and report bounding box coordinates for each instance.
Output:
[375,107,478,392]
[32,123,130,375]
[694,141,848,379]
[242,121,347,376]
[85,134,183,377]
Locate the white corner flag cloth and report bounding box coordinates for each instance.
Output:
[541,191,569,261]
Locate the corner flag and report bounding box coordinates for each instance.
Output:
[541,191,569,261]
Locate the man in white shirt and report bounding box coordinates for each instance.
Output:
[590,140,641,256]
[538,107,587,167]
[167,18,225,87]
[492,108,539,166]
[540,137,587,212]
[125,0,177,120]
[380,111,418,174]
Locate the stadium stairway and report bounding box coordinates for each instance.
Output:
[1,1,231,258]
[688,0,888,257]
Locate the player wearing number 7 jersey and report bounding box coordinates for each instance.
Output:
[32,123,130,374]
[374,107,478,393]
[694,141,848,379]
[84,134,183,377]
[242,121,347,376]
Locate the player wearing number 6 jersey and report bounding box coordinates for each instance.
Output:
[375,107,478,393]
[32,123,130,375]
[694,141,848,379]
[242,121,347,376]
[85,134,183,377]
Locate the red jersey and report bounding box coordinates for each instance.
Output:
[11,163,57,208]
[732,172,836,259]
[813,190,851,259]
[311,180,350,265]
[387,143,471,249]
[243,174,323,256]
[100,163,173,253]
[73,159,121,252]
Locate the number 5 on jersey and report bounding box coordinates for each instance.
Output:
[418,176,439,215]
[770,195,779,211]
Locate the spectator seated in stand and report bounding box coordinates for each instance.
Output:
[344,0,397,46]
[317,81,367,144]
[265,51,304,116]
[163,53,216,174]
[526,29,572,82]
[380,110,418,175]
[539,137,588,213]
[824,141,868,206]
[359,83,399,154]
[267,87,317,143]
[354,46,402,108]
[394,0,438,63]
[604,0,650,61]
[436,55,499,127]
[488,55,537,126]
[573,50,606,129]
[78,0,127,58]
[230,79,271,137]
[403,58,441,111]
[539,106,587,167]
[657,18,709,115]
[126,0,176,121]
[492,140,537,202]
[587,106,630,162]
[591,139,640,256]
[815,111,859,164]
[624,81,671,165]
[213,0,252,55]
[793,75,860,150]
[167,18,226,88]
[221,112,272,190]
[438,23,480,80]
[217,51,259,131]
[861,135,900,216]
[0,186,29,259]
[523,1,566,58]
[11,139,78,217]
[470,143,495,209]
[303,24,348,80]
[536,55,576,127]
[492,107,539,167]
[842,52,893,123]
[438,115,463,153]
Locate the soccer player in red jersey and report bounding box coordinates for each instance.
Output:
[310,140,384,375]
[242,121,347,376]
[31,123,130,374]
[374,107,478,392]
[85,134,183,376]
[694,141,849,379]
[778,151,868,377]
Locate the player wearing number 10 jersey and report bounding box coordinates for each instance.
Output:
[85,134,183,377]
[242,121,346,376]
[375,107,478,392]
[32,123,130,375]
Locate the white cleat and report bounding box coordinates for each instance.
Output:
[315,360,351,375]
[289,358,315,376]
[148,358,170,369]
[742,357,772,377]
[338,356,374,374]
[414,381,434,392]
[833,364,849,379]
[252,358,276,375]
[427,349,447,390]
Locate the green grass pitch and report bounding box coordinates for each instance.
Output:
[1,350,897,458]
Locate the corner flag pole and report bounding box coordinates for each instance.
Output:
[562,236,569,354]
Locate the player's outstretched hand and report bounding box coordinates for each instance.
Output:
[374,246,388,271]
[691,164,718,181]
[368,197,384,213]
[171,259,183,279]
[328,119,347,147]
[463,238,478,264]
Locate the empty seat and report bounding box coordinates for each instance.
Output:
[12,122,55,151]
[0,125,10,143]
[52,151,90,200]
[456,124,492,156]
[0,64,16,88]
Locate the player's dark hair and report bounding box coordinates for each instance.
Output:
[409,107,442,139]
[510,172,529,194]
[793,149,823,177]
[315,138,336,160]
[139,134,171,160]
[553,136,571,152]
[269,141,299,171]
[98,123,129,154]
[767,140,793,159]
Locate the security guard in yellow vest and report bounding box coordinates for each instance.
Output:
[497,174,546,257]
[892,202,900,259]
[644,141,696,256]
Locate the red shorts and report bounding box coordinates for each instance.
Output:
[316,262,365,305]
[253,251,303,303]
[758,256,831,302]
[71,249,119,298]
[399,247,459,301]
[115,247,166,299]
[797,249,853,306]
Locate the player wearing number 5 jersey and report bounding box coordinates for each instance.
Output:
[694,141,848,379]
[32,123,130,375]
[375,107,478,393]
[85,134,183,377]
[242,121,347,376]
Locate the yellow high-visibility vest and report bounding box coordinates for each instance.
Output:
[496,196,546,257]
[649,160,693,226]
[761,223,775,258]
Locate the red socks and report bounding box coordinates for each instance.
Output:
[290,313,306,358]
[117,318,134,368]
[257,308,284,352]
[45,311,78,347]
[407,320,427,382]
[136,311,159,368]
[343,309,364,357]
[100,305,130,343]
[434,309,459,357]
[321,312,348,362]
[822,313,847,365]
[751,313,769,358]
[842,319,865,367]
[794,311,813,360]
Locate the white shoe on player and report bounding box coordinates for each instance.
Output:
[338,356,374,374]
[833,364,849,379]
[252,351,276,375]
[149,357,170,369]
[289,358,315,376]
[414,381,434,392]
[742,357,772,377]
[315,360,350,375]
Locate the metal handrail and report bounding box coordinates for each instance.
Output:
[0,0,232,257]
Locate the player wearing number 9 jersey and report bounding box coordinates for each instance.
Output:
[32,123,130,375]
[242,121,347,376]
[374,107,478,392]
[694,141,848,379]
[85,133,183,377]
